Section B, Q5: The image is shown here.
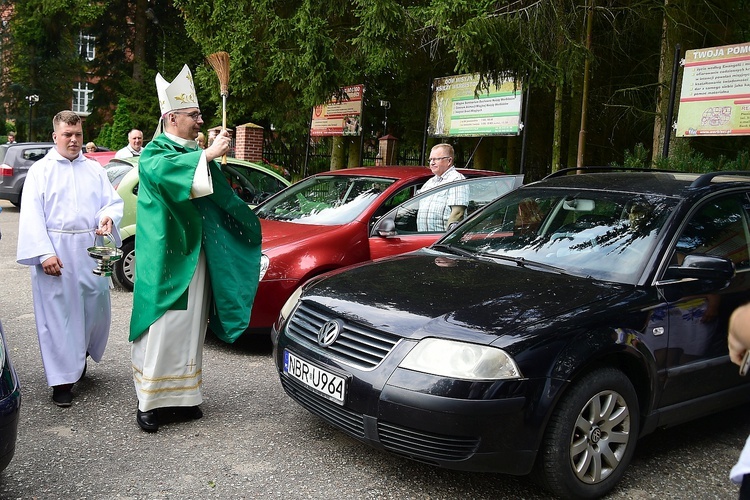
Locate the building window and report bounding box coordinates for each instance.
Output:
[73,82,93,115]
[77,33,95,61]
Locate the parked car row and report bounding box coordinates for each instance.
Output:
[271,168,750,499]
[7,154,750,496]
[105,160,520,334]
[248,167,518,332]
[104,157,291,291]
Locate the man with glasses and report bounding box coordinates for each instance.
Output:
[129,64,262,432]
[417,143,467,231]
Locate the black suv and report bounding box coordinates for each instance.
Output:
[272,169,750,499]
[0,142,54,206]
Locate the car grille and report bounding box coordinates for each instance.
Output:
[286,302,401,369]
[280,376,365,437]
[280,376,480,463]
[378,421,480,462]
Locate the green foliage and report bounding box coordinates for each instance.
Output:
[5,0,750,175]
[615,140,750,174]
[82,1,206,141]
[620,143,651,168]
[109,98,136,150]
[3,0,95,140]
[95,123,113,151]
[653,140,718,173]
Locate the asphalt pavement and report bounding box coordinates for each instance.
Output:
[0,199,747,499]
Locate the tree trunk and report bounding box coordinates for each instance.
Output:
[330,136,346,170]
[132,0,148,83]
[651,0,671,163]
[567,84,582,168]
[506,137,517,174]
[347,137,361,168]
[473,137,492,170]
[552,78,563,172]
[576,0,594,169]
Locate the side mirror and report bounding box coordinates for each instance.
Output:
[374,218,397,237]
[665,254,735,281]
[660,254,735,301]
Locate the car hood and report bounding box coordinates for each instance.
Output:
[260,219,345,250]
[302,249,633,344]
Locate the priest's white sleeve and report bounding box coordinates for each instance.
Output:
[190,152,214,199]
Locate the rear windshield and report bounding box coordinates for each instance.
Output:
[22,147,50,162]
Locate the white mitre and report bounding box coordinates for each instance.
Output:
[153,64,199,136]
[156,64,199,115]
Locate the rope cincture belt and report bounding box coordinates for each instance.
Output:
[46,227,96,234]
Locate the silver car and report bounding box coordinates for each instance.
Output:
[0,142,54,206]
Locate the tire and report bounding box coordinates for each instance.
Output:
[534,368,639,499]
[113,238,135,291]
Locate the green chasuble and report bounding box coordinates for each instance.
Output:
[128,134,262,343]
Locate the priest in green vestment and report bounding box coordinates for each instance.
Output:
[129,64,262,433]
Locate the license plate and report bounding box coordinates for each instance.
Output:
[283,350,346,405]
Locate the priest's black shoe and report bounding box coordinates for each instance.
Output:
[184,405,203,420]
[136,409,159,433]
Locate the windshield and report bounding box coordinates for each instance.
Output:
[105,163,133,187]
[256,175,396,225]
[440,187,677,284]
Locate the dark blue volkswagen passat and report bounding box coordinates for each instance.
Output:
[272,169,750,499]
[0,319,21,474]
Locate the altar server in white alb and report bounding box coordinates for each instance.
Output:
[17,110,123,408]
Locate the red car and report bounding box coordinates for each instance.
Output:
[249,166,521,332]
[84,150,117,166]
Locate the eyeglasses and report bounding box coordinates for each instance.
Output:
[172,111,202,121]
[428,156,451,163]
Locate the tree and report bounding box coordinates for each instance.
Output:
[84,0,206,141]
[108,98,136,150]
[6,0,750,176]
[1,0,103,140]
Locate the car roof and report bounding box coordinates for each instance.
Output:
[102,156,291,184]
[310,166,501,179]
[1,142,54,148]
[531,169,750,199]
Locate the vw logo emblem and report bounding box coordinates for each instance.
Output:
[318,319,342,347]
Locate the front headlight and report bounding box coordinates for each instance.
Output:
[399,338,522,380]
[259,254,269,281]
[277,285,304,326]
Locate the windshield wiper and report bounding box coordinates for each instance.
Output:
[432,243,475,258]
[477,253,573,275]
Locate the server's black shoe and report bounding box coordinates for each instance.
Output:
[52,385,73,407]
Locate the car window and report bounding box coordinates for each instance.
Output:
[440,188,677,284]
[388,177,520,234]
[105,164,133,186]
[672,193,750,270]
[22,147,50,162]
[256,175,396,225]
[223,163,287,205]
[370,183,423,222]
